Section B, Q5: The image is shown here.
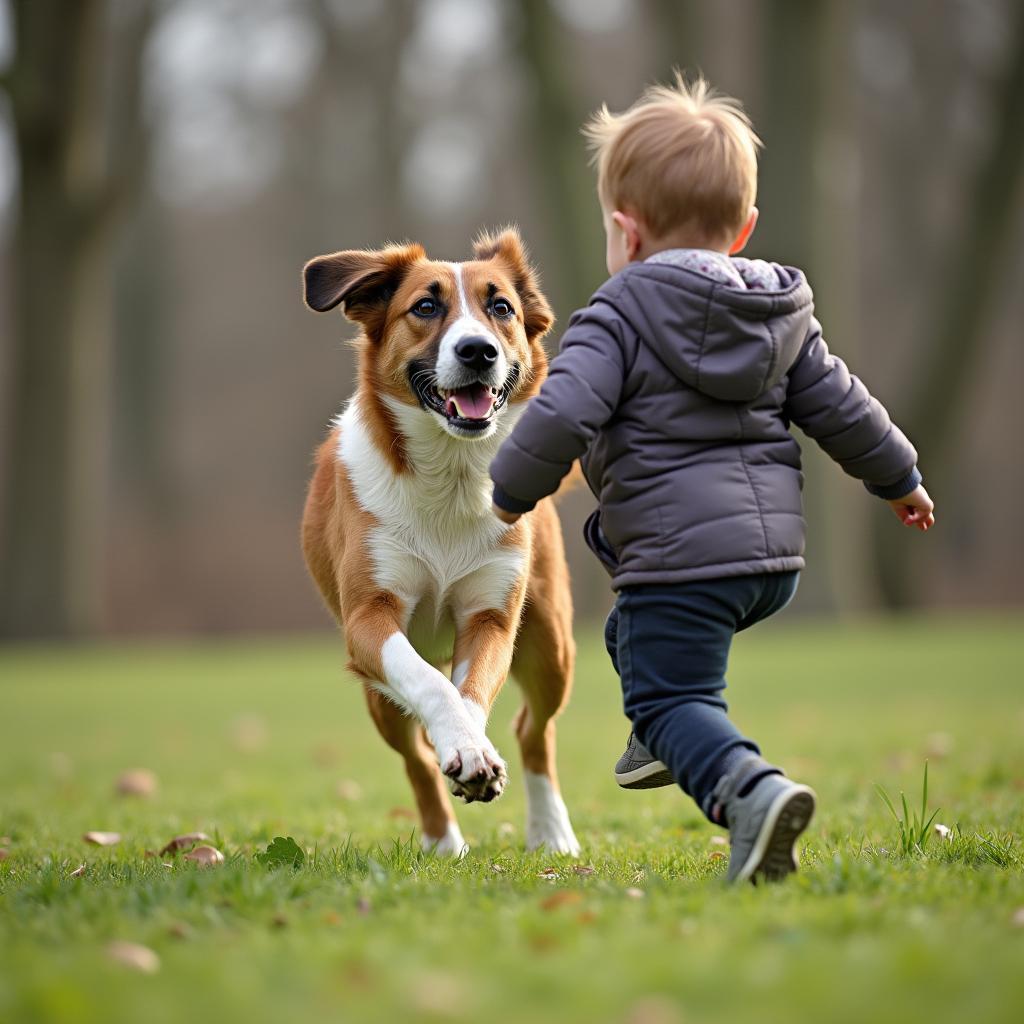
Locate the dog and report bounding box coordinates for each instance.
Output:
[300,228,579,856]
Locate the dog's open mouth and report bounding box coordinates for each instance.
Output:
[409,363,521,431]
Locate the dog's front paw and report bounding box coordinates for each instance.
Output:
[440,740,507,803]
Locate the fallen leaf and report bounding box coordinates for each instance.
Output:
[625,887,645,900]
[1012,907,1024,928]
[83,831,121,846]
[576,910,598,925]
[490,863,505,874]
[387,807,416,820]
[158,832,210,856]
[0,848,8,862]
[709,835,729,847]
[107,941,160,974]
[167,922,190,939]
[934,823,952,840]
[182,845,224,867]
[708,850,727,861]
[540,890,583,911]
[336,780,363,801]
[571,864,596,876]
[323,911,343,926]
[69,863,87,878]
[270,911,289,929]
[116,770,157,798]
[537,866,559,879]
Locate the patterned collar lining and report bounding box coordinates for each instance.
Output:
[646,248,781,291]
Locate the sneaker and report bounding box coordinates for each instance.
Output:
[614,732,675,789]
[710,757,816,884]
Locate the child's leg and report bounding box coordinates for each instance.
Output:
[606,605,675,789]
[616,572,798,819]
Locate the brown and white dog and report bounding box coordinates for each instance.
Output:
[301,228,579,856]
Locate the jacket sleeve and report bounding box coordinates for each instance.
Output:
[784,318,921,498]
[490,303,627,512]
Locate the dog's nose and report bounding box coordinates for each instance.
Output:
[454,336,498,372]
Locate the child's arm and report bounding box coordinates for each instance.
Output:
[784,319,935,529]
[490,304,628,520]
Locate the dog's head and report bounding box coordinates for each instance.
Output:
[304,228,553,441]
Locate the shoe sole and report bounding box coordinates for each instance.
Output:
[614,760,675,789]
[733,785,817,884]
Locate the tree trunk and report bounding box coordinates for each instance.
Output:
[874,6,1024,607]
[1,0,152,638]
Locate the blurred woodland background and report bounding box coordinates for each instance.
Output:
[0,0,1021,640]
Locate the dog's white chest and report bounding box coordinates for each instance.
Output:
[337,402,526,625]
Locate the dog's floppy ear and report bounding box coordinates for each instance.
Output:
[473,226,554,343]
[303,242,425,326]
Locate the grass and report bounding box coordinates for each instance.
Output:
[1,614,1023,1024]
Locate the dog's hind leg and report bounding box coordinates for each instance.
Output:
[510,505,580,856]
[363,684,467,856]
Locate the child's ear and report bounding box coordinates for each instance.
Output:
[729,207,758,255]
[611,211,642,261]
[473,226,554,343]
[303,242,425,334]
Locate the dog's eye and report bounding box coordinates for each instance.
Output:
[491,298,514,318]
[411,298,437,318]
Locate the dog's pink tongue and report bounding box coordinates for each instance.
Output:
[446,383,495,420]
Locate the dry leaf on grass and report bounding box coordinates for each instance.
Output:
[540,890,584,911]
[116,770,157,798]
[158,832,210,856]
[0,848,9,862]
[83,831,121,846]
[571,864,596,876]
[537,866,559,880]
[182,845,224,867]
[167,922,191,940]
[490,863,505,874]
[69,863,87,878]
[708,850,727,861]
[336,780,363,801]
[107,941,160,974]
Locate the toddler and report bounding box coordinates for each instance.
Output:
[489,76,934,883]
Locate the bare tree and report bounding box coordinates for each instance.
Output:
[0,0,154,638]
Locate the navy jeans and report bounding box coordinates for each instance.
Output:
[605,572,800,820]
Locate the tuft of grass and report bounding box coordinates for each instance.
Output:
[875,761,942,856]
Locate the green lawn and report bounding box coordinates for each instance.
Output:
[1,615,1023,1024]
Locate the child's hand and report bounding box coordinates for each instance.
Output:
[493,503,522,525]
[887,484,935,532]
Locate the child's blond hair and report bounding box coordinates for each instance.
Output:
[583,73,761,246]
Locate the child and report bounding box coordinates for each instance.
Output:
[489,75,934,884]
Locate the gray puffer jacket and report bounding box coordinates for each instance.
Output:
[490,256,920,589]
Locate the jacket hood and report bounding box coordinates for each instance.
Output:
[602,260,815,402]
